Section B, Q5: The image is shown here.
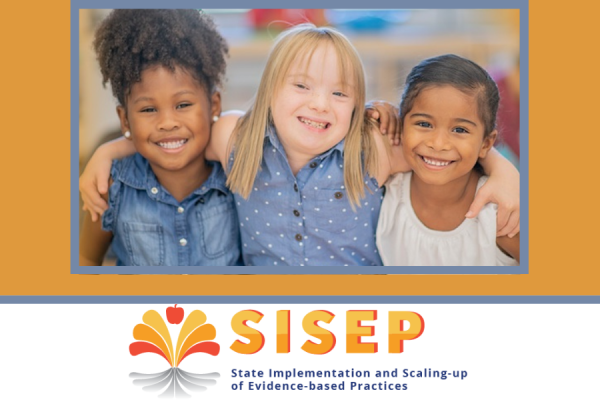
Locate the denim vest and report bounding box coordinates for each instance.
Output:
[232,126,383,266]
[102,154,242,266]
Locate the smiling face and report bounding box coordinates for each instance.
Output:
[401,85,496,186]
[270,43,356,167]
[117,65,220,176]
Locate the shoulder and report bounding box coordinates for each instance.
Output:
[215,110,243,130]
[106,154,149,201]
[476,174,489,188]
[366,124,391,186]
[379,172,410,219]
[385,171,408,190]
[110,154,147,181]
[207,110,244,165]
[213,111,243,143]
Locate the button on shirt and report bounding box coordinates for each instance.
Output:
[102,154,242,266]
[232,125,383,266]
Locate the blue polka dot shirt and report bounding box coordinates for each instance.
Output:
[232,125,383,266]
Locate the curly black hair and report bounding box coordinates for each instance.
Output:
[93,9,228,106]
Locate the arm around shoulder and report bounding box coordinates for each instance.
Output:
[80,137,137,220]
[372,125,411,187]
[97,136,137,159]
[470,147,520,237]
[205,110,243,167]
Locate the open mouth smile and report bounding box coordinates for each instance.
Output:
[156,139,188,150]
[420,155,454,167]
[298,117,330,130]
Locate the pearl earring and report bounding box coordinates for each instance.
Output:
[124,131,131,139]
[212,115,219,123]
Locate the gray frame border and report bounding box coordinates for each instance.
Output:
[71,0,529,274]
[3,296,600,304]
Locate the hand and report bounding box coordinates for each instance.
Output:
[466,172,520,238]
[365,100,400,145]
[79,147,113,222]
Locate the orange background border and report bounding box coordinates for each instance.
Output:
[2,1,598,296]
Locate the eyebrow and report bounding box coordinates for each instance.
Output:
[132,90,198,104]
[286,73,355,89]
[454,117,477,127]
[408,113,477,126]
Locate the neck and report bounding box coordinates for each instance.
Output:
[150,158,211,202]
[410,170,481,231]
[287,153,313,175]
[280,144,315,175]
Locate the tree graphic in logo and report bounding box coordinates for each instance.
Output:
[129,306,220,398]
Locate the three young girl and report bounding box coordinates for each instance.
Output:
[80,13,520,267]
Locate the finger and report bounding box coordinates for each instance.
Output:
[366,108,380,121]
[495,207,511,236]
[507,220,520,238]
[393,118,401,146]
[98,179,108,195]
[92,197,109,215]
[386,112,397,140]
[465,190,488,218]
[498,214,520,238]
[82,202,99,222]
[378,108,389,135]
[85,190,108,217]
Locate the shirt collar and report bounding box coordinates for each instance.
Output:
[116,153,229,198]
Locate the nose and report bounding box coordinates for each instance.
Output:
[424,129,451,151]
[309,91,330,113]
[157,109,180,131]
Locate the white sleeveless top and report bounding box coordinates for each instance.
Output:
[376,172,517,266]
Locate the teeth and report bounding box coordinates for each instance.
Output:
[300,117,327,129]
[158,139,186,149]
[422,156,451,167]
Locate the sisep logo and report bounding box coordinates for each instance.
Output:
[128,305,220,398]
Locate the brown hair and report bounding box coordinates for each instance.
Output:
[400,54,500,138]
[93,9,228,105]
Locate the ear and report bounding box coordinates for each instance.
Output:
[116,105,132,140]
[210,91,222,122]
[479,129,497,159]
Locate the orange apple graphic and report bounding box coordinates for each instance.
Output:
[166,304,184,324]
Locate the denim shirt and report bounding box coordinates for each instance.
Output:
[232,125,383,266]
[102,153,242,266]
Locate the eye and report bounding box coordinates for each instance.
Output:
[294,83,308,90]
[416,121,432,128]
[452,126,469,134]
[140,107,156,113]
[333,91,347,98]
[176,102,192,110]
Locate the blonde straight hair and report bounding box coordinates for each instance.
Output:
[227,24,379,209]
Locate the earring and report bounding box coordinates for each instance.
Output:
[124,131,131,139]
[212,115,219,123]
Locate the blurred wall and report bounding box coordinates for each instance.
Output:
[79,9,519,164]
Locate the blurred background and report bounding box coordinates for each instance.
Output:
[79,8,520,170]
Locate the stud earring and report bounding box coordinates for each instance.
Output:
[124,131,131,139]
[212,115,219,123]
